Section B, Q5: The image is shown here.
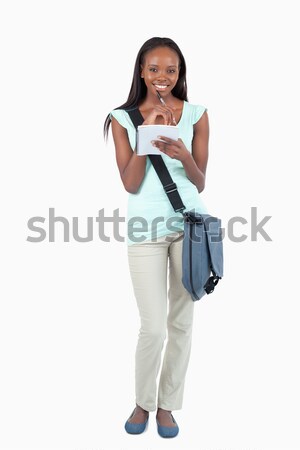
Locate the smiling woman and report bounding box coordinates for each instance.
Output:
[103,37,209,438]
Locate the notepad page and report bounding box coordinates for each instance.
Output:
[137,125,179,155]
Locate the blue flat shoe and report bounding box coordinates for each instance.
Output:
[156,413,179,438]
[124,408,149,435]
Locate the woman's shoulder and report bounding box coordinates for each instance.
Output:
[109,108,133,129]
[109,107,126,119]
[184,101,208,124]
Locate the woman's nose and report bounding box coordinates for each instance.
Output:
[156,71,167,80]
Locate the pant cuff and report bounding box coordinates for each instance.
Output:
[136,400,157,412]
[157,402,183,411]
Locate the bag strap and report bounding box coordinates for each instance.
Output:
[127,107,186,214]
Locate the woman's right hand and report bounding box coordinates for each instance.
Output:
[142,104,176,126]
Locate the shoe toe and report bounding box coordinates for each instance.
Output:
[156,415,179,438]
[124,409,149,434]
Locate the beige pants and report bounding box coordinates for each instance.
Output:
[127,231,195,412]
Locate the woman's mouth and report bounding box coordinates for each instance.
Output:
[153,84,169,91]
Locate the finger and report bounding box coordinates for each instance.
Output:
[155,105,174,117]
[151,140,168,151]
[153,106,173,125]
[152,140,167,148]
[151,141,175,154]
[157,136,179,145]
[156,104,175,112]
[163,107,176,125]
[162,110,172,125]
[163,106,177,124]
[156,105,175,125]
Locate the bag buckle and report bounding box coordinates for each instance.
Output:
[204,276,221,294]
[176,207,186,214]
[164,182,177,194]
[183,212,203,224]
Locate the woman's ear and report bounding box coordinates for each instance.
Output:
[140,65,144,78]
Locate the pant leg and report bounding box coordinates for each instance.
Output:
[158,231,195,410]
[127,234,171,412]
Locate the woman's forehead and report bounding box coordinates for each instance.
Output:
[143,47,179,65]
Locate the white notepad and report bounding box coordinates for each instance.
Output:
[136,125,179,155]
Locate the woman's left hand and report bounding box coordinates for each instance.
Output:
[151,137,190,162]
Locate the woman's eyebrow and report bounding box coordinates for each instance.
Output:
[147,64,178,68]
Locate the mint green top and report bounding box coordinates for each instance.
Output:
[110,101,209,245]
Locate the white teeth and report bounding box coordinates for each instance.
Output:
[155,85,168,88]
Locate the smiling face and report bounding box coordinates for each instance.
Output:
[140,46,180,98]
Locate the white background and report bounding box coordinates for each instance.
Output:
[0,1,299,449]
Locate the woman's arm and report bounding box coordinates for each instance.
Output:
[181,111,209,193]
[111,117,147,194]
[111,105,176,193]
[151,111,210,193]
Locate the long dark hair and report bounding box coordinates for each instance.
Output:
[103,36,188,140]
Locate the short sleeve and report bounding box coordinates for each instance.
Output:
[109,109,127,128]
[192,104,208,124]
[109,108,137,151]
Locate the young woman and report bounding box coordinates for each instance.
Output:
[104,37,209,438]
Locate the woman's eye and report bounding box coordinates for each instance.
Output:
[148,68,176,73]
